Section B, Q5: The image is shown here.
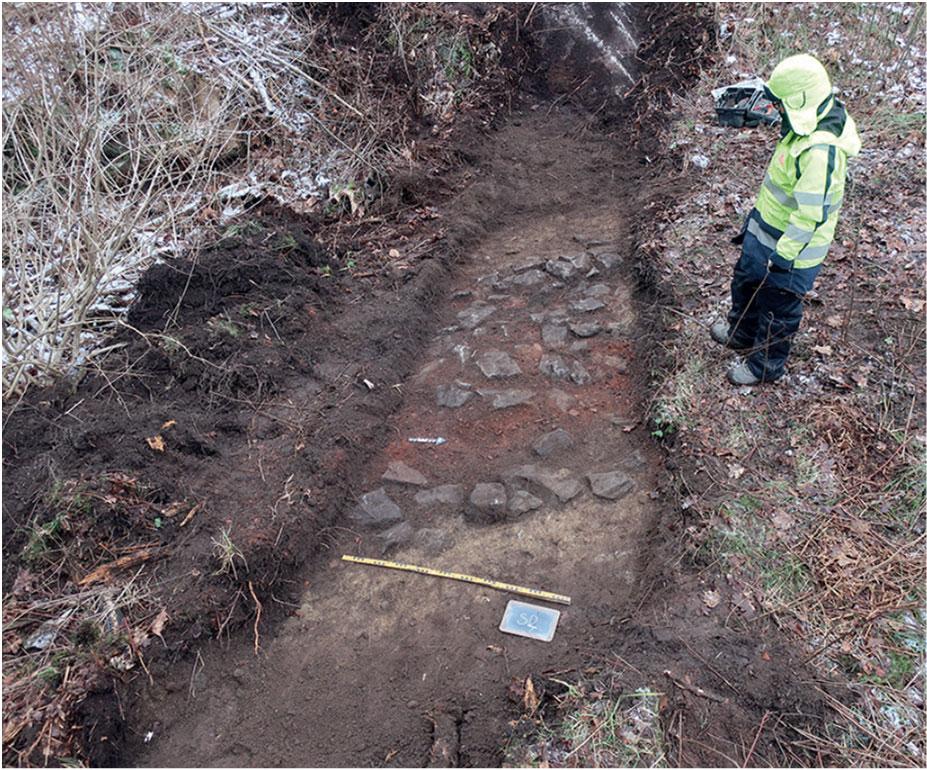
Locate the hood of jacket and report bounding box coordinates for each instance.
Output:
[767,54,834,136]
[789,98,862,158]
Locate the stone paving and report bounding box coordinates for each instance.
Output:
[350,233,647,555]
[138,114,663,770]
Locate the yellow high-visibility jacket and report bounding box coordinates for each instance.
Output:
[754,98,861,271]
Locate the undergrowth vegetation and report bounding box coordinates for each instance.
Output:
[2,474,179,765]
[1,3,511,402]
[644,2,926,766]
[505,675,666,768]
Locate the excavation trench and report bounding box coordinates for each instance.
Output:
[128,9,830,767]
[2,6,831,766]
[134,105,659,768]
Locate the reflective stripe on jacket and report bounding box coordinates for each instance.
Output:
[754,99,861,270]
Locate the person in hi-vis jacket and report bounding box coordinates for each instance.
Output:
[712,54,861,384]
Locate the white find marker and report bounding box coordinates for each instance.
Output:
[499,600,561,643]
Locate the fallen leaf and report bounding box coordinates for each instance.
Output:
[848,518,871,536]
[812,344,833,356]
[771,510,795,530]
[760,650,771,661]
[160,419,177,430]
[523,676,539,714]
[162,501,187,518]
[146,435,165,452]
[702,589,721,608]
[150,608,169,641]
[900,296,925,313]
[727,462,745,480]
[825,314,843,328]
[733,593,756,617]
[388,248,400,258]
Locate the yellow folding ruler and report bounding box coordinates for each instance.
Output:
[341,555,572,606]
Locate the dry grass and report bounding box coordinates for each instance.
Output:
[1,473,180,765]
[504,676,667,769]
[3,4,241,398]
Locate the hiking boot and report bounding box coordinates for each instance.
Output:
[709,319,749,350]
[727,361,761,386]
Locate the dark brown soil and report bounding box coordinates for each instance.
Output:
[2,4,837,768]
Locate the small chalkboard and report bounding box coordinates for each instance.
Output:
[499,600,561,642]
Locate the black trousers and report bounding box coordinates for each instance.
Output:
[727,256,804,382]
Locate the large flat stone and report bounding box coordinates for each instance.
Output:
[541,323,568,347]
[566,253,593,272]
[544,260,575,280]
[510,269,546,287]
[571,298,606,313]
[478,388,534,409]
[436,384,473,408]
[584,284,611,298]
[508,490,543,515]
[539,354,571,380]
[457,302,496,330]
[513,259,547,274]
[595,252,621,270]
[477,350,521,379]
[383,461,428,487]
[569,321,601,338]
[351,488,403,528]
[466,483,508,523]
[532,428,574,458]
[414,484,465,508]
[504,465,582,503]
[587,471,635,500]
[376,521,413,554]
